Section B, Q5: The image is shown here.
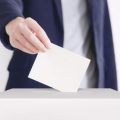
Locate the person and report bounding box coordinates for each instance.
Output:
[0,0,118,90]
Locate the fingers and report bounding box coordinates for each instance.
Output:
[25,17,52,49]
[10,37,36,54]
[14,33,39,53]
[18,24,47,52]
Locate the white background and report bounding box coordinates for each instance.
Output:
[0,43,12,91]
[0,0,120,92]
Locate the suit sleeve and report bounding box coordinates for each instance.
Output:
[0,0,24,50]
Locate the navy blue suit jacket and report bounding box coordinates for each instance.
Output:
[0,0,118,90]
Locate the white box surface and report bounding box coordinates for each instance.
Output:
[0,89,120,120]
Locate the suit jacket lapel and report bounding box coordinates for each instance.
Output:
[53,0,63,30]
[86,0,105,48]
[86,0,105,87]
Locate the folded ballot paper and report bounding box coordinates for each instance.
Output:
[28,44,90,92]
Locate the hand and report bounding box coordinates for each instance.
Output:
[5,17,52,54]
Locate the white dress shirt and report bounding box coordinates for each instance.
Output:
[61,0,97,88]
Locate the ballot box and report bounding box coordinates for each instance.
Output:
[0,89,120,120]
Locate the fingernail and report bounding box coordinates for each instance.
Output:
[48,44,52,49]
[33,49,39,53]
[40,47,47,52]
[47,40,52,49]
[43,48,47,52]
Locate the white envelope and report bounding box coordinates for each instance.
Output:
[28,44,90,92]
